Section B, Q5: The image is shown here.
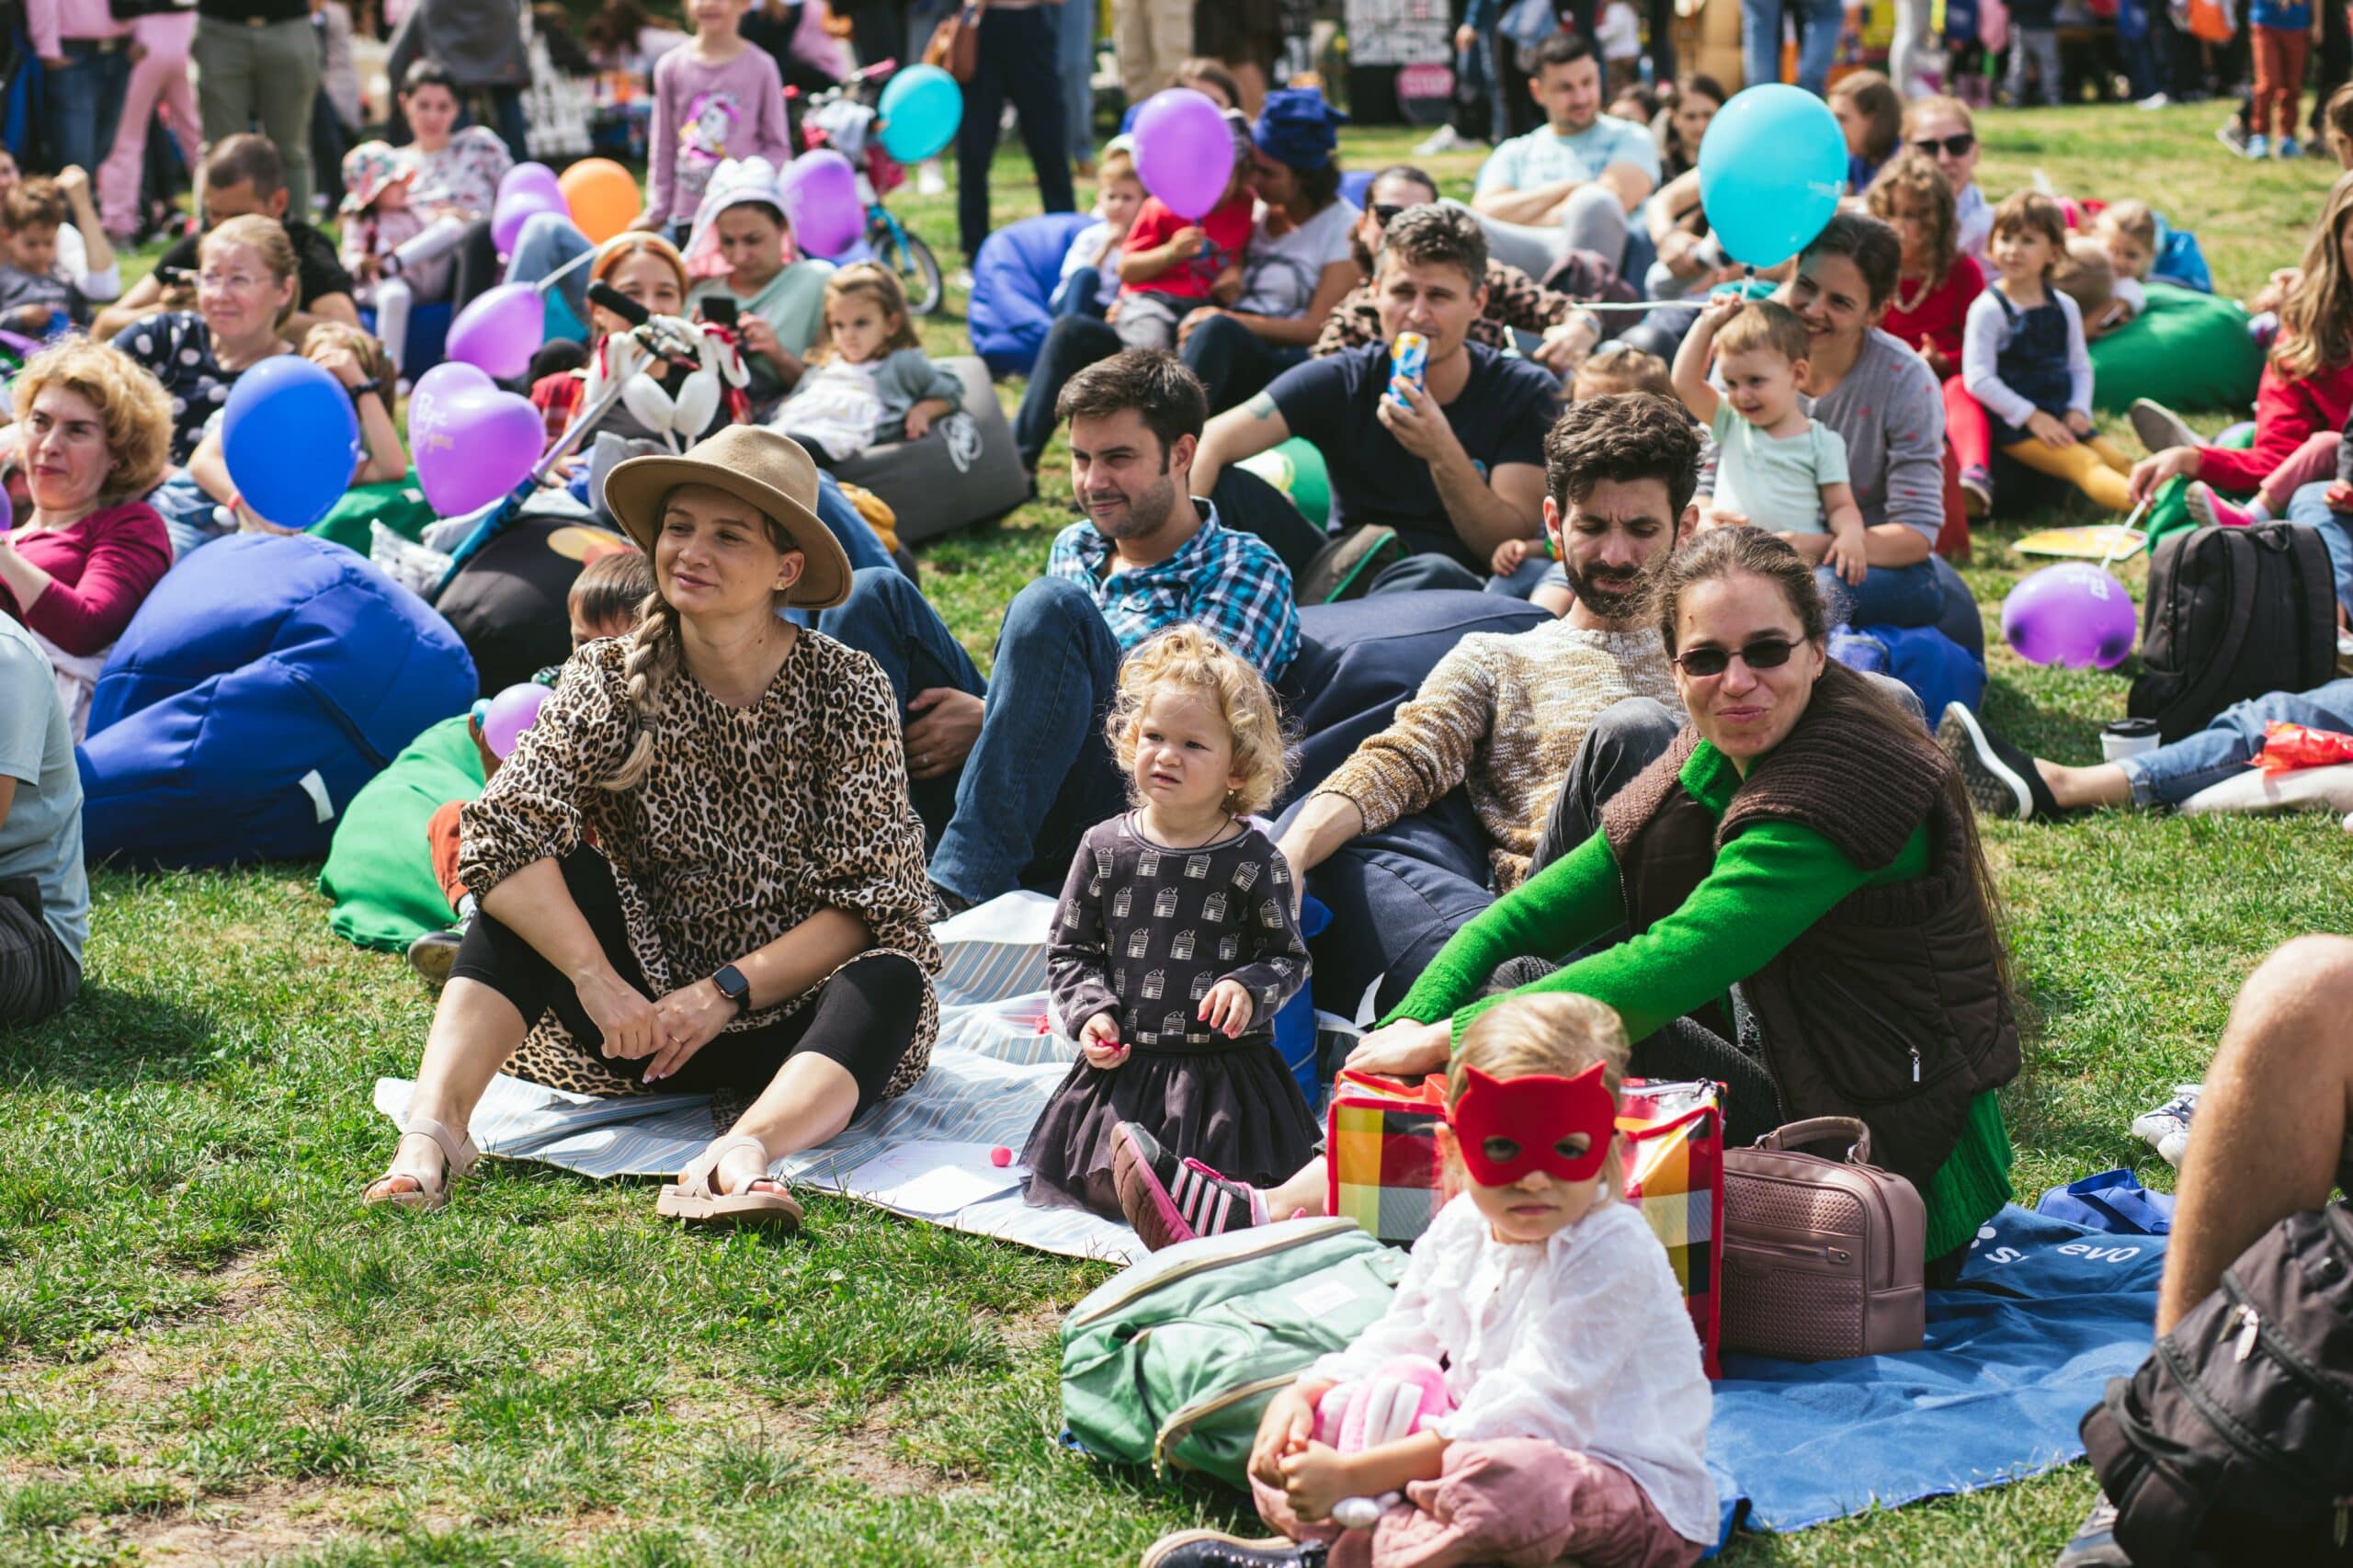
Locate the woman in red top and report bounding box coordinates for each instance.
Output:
[2132,173,2353,511]
[1868,152,1993,515]
[0,340,174,740]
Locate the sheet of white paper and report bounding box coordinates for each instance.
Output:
[843,1141,1023,1217]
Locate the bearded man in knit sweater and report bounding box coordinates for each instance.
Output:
[1272,392,1698,1017]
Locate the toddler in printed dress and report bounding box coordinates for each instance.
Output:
[769,263,965,463]
[1020,624,1319,1223]
[1142,992,1716,1568]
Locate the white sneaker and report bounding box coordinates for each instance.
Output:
[2135,91,2171,109]
[2131,1084,2202,1168]
[916,160,947,197]
[1414,124,1472,155]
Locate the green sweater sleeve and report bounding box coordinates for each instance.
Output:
[1446,818,1903,1046]
[1382,829,1627,1028]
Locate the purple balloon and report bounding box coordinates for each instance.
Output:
[779,150,864,258]
[2001,562,2139,669]
[408,361,543,517]
[493,184,568,256]
[1132,88,1237,222]
[446,281,547,379]
[483,682,551,759]
[499,162,564,206]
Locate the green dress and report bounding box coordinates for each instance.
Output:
[1387,737,2013,1262]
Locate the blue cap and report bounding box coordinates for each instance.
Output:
[1252,87,1348,173]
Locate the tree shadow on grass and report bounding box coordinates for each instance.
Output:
[0,983,223,1088]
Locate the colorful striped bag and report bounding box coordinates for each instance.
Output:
[1324,1069,1724,1375]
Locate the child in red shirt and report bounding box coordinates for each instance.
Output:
[1868,151,1994,515]
[1111,118,1255,352]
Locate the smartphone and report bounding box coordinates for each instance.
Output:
[700,295,739,328]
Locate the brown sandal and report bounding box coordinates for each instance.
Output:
[656,1134,803,1232]
[361,1116,481,1210]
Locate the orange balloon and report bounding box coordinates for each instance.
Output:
[559,158,642,244]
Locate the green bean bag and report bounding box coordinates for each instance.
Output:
[2090,282,2262,416]
[309,472,438,557]
[1235,437,1332,529]
[2143,423,2257,552]
[318,713,485,952]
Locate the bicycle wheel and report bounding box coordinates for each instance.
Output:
[872,217,945,316]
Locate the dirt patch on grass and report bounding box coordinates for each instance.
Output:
[664,1392,938,1497]
[990,1301,1064,1354]
[70,1482,349,1564]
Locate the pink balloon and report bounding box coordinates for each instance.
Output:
[446,282,546,379]
[2001,562,2139,669]
[483,682,551,758]
[1132,88,1237,221]
[779,150,864,258]
[408,362,543,517]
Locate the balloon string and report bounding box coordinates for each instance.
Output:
[534,243,604,293]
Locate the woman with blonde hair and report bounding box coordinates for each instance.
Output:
[0,339,174,737]
[365,424,940,1229]
[108,214,304,470]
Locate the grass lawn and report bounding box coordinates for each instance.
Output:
[6,102,2349,1565]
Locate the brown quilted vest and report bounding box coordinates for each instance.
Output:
[1599,662,2020,1187]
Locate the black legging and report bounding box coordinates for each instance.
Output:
[449,217,502,314]
[1633,1016,1780,1150]
[449,847,924,1116]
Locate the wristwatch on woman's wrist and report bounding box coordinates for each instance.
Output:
[347,378,382,404]
[711,963,750,1013]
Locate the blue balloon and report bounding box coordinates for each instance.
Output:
[878,64,963,165]
[1697,85,1848,268]
[221,355,361,531]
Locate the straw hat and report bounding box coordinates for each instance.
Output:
[601,426,854,608]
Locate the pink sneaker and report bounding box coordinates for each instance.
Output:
[2186,482,2255,528]
[1111,1122,1267,1251]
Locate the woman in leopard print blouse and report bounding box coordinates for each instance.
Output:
[365,426,939,1232]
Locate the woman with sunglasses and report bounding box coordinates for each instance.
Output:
[1117,527,2020,1277]
[1901,97,1991,263]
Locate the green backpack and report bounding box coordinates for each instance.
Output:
[1060,1218,1409,1490]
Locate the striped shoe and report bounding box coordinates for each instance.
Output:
[1112,1122,1267,1252]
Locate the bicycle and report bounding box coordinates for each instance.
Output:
[789,60,946,317]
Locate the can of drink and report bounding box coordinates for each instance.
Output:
[1390,331,1427,404]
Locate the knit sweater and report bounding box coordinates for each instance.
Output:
[1386,737,2013,1259]
[1310,618,1682,891]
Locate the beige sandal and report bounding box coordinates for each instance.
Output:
[656,1134,803,1232]
[361,1116,481,1210]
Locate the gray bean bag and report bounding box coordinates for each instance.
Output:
[828,356,1031,546]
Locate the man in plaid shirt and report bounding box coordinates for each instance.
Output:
[823,350,1299,914]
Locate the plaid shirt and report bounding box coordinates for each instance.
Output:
[1047,504,1300,679]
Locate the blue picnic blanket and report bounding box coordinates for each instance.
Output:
[1705,1202,2165,1538]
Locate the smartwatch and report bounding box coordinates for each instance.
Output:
[711,963,751,1013]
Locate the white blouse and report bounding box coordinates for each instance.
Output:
[1310,1193,1716,1545]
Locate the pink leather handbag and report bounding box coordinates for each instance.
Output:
[1721,1117,1927,1362]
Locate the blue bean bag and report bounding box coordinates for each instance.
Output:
[970,211,1096,378]
[78,535,477,868]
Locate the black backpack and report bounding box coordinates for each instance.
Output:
[2079,1203,2353,1568]
[2128,522,2338,743]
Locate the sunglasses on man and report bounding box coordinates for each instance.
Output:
[1910,131,1975,158]
[1371,202,1408,226]
[1670,637,1799,677]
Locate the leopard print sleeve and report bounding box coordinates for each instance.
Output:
[457,640,631,900]
[802,638,943,976]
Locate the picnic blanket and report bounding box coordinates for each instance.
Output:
[1706,1202,2165,1534]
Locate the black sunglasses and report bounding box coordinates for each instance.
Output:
[1371,202,1407,225]
[1672,637,1798,677]
[1911,131,1975,158]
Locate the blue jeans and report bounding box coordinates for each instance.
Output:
[2118,677,2353,806]
[2283,481,2353,620]
[505,211,595,326]
[1818,559,1944,629]
[44,40,130,177]
[1057,0,1095,166]
[1051,264,1109,321]
[1744,0,1845,94]
[818,568,1126,903]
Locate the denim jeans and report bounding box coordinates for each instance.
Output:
[818,567,1127,903]
[2283,481,2353,620]
[1817,558,1944,629]
[1744,0,1845,94]
[504,211,595,325]
[2118,677,2353,807]
[1051,263,1109,321]
[1057,0,1096,166]
[43,40,130,177]
[1182,312,1307,415]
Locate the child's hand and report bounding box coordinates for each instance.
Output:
[1491,537,1532,575]
[1250,1384,1321,1489]
[1199,979,1255,1038]
[2064,409,2097,439]
[9,304,50,332]
[1078,1011,1129,1069]
[1824,526,1870,585]
[2327,480,2353,515]
[1279,1443,1356,1523]
[1169,226,1208,261]
[1696,290,1744,333]
[2027,410,2076,449]
[52,165,87,205]
[905,403,938,440]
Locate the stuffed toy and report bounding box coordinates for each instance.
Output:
[1311,1354,1454,1529]
[583,313,750,452]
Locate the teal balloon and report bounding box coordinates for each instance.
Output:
[879,65,963,164]
[1697,85,1847,268]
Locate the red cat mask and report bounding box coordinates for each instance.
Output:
[1447,1062,1615,1187]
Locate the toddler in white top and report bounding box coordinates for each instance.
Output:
[1143,993,1715,1568]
